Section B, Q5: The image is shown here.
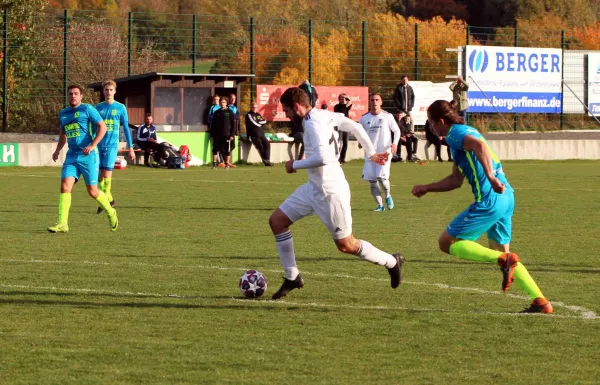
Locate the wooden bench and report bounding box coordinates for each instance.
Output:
[117,148,145,165]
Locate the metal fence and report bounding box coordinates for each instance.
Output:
[1,9,599,132]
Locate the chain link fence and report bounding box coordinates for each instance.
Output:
[1,9,598,133]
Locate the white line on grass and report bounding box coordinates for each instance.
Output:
[2,258,597,319]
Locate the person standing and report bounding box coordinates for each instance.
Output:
[245,102,273,166]
[211,97,235,169]
[334,93,352,163]
[269,86,405,300]
[393,75,415,132]
[411,100,552,314]
[450,76,469,119]
[95,80,134,214]
[359,93,400,212]
[48,84,118,233]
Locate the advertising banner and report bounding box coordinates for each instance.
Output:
[410,81,454,126]
[0,143,18,166]
[465,45,563,113]
[588,53,600,117]
[257,85,369,121]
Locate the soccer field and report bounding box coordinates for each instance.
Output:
[1,161,599,384]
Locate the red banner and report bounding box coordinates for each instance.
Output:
[256,85,369,121]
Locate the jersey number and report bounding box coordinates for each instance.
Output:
[329,127,342,157]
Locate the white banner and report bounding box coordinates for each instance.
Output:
[465,45,563,113]
[410,81,453,126]
[588,53,600,117]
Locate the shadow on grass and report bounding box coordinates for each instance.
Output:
[0,292,321,311]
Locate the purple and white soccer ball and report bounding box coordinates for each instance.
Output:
[239,270,268,298]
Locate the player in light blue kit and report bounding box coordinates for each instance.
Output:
[95,80,135,214]
[412,100,552,314]
[49,84,118,233]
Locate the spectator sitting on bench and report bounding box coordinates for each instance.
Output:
[137,113,166,167]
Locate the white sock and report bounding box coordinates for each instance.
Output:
[275,231,299,280]
[369,181,383,206]
[356,240,397,268]
[378,178,391,198]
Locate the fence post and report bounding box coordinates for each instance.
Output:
[466,25,470,45]
[414,23,419,80]
[250,17,255,101]
[192,15,197,74]
[308,19,313,84]
[128,12,133,76]
[2,9,8,132]
[513,26,518,132]
[63,9,68,107]
[560,30,565,130]
[361,20,366,87]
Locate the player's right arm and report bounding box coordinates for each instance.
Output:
[52,130,67,162]
[412,164,464,197]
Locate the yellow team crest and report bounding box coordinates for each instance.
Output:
[112,109,117,116]
[74,112,80,118]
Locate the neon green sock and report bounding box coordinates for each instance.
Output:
[513,262,544,300]
[449,240,502,263]
[98,178,105,193]
[104,178,113,202]
[96,191,113,213]
[57,193,71,224]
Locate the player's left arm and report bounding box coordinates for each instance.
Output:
[120,105,135,160]
[389,115,401,154]
[290,125,326,171]
[462,134,505,193]
[83,105,107,155]
[338,116,388,165]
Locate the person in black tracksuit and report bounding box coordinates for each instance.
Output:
[333,93,352,163]
[137,113,167,166]
[245,103,273,166]
[211,97,236,169]
[424,120,452,162]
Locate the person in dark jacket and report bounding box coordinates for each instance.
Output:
[393,75,415,132]
[334,93,352,163]
[245,103,273,166]
[211,97,236,169]
[137,113,167,166]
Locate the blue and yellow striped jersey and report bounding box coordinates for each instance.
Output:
[59,103,103,155]
[95,101,132,148]
[445,124,512,202]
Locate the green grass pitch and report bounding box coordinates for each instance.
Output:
[0,161,599,384]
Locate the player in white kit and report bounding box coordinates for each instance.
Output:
[360,93,401,212]
[269,87,405,300]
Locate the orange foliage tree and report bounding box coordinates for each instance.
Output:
[572,22,600,50]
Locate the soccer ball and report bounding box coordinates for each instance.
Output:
[239,270,268,298]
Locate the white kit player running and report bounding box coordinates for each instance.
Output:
[269,86,405,300]
[360,93,401,212]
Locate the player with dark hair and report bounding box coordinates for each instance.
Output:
[211,97,236,169]
[411,99,552,313]
[49,84,118,233]
[269,86,405,300]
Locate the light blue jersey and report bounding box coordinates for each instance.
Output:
[59,103,104,156]
[445,124,513,202]
[445,124,515,244]
[96,101,132,149]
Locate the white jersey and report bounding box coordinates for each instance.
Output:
[295,109,348,197]
[360,110,400,180]
[359,110,400,154]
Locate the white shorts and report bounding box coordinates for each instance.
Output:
[362,158,391,181]
[279,183,353,240]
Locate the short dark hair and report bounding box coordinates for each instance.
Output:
[370,93,382,100]
[280,87,311,109]
[145,112,152,118]
[67,84,84,94]
[401,75,408,80]
[219,96,229,103]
